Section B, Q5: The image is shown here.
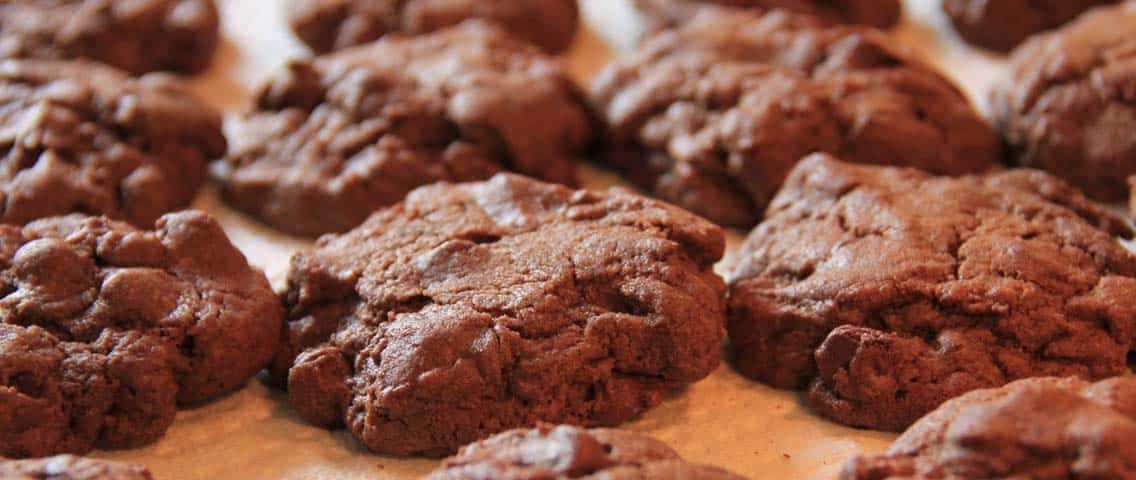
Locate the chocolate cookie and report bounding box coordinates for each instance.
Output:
[274,173,726,456]
[942,0,1119,52]
[0,455,153,480]
[841,376,1136,479]
[635,0,901,30]
[221,21,593,236]
[727,154,1136,432]
[426,424,748,480]
[0,212,283,458]
[991,3,1136,202]
[591,9,999,227]
[0,0,219,75]
[285,0,579,54]
[0,60,225,228]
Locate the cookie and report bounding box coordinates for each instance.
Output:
[0,212,283,458]
[591,9,999,227]
[274,173,726,456]
[221,21,593,236]
[0,455,153,480]
[285,0,579,54]
[0,60,225,228]
[426,424,748,480]
[635,0,901,30]
[841,376,1136,479]
[727,154,1136,432]
[991,3,1136,202]
[0,0,219,75]
[942,0,1119,52]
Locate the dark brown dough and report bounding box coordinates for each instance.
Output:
[841,377,1136,479]
[0,0,219,75]
[942,0,1119,52]
[274,173,727,456]
[425,424,748,479]
[0,212,283,458]
[0,60,225,228]
[221,21,593,237]
[728,154,1136,431]
[635,0,901,30]
[285,0,579,53]
[0,455,153,480]
[591,9,999,227]
[991,3,1136,202]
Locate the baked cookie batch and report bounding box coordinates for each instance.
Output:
[1,0,1135,478]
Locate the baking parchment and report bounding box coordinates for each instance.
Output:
[88,0,1012,477]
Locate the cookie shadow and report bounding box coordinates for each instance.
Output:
[625,385,697,432]
[257,373,379,457]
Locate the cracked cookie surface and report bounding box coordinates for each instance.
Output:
[426,424,748,479]
[274,173,726,456]
[0,212,283,458]
[841,376,1136,479]
[727,154,1136,431]
[0,455,153,480]
[0,60,225,228]
[942,0,1118,52]
[991,3,1136,202]
[635,0,900,30]
[0,0,219,75]
[591,9,998,228]
[285,0,579,54]
[222,21,593,237]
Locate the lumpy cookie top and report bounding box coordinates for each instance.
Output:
[222,21,593,236]
[286,0,579,54]
[0,60,225,228]
[426,424,748,480]
[635,0,901,30]
[591,9,998,227]
[841,377,1136,479]
[727,154,1136,432]
[990,3,1136,202]
[942,0,1119,52]
[0,0,219,75]
[275,173,726,456]
[0,455,153,480]
[0,212,283,458]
